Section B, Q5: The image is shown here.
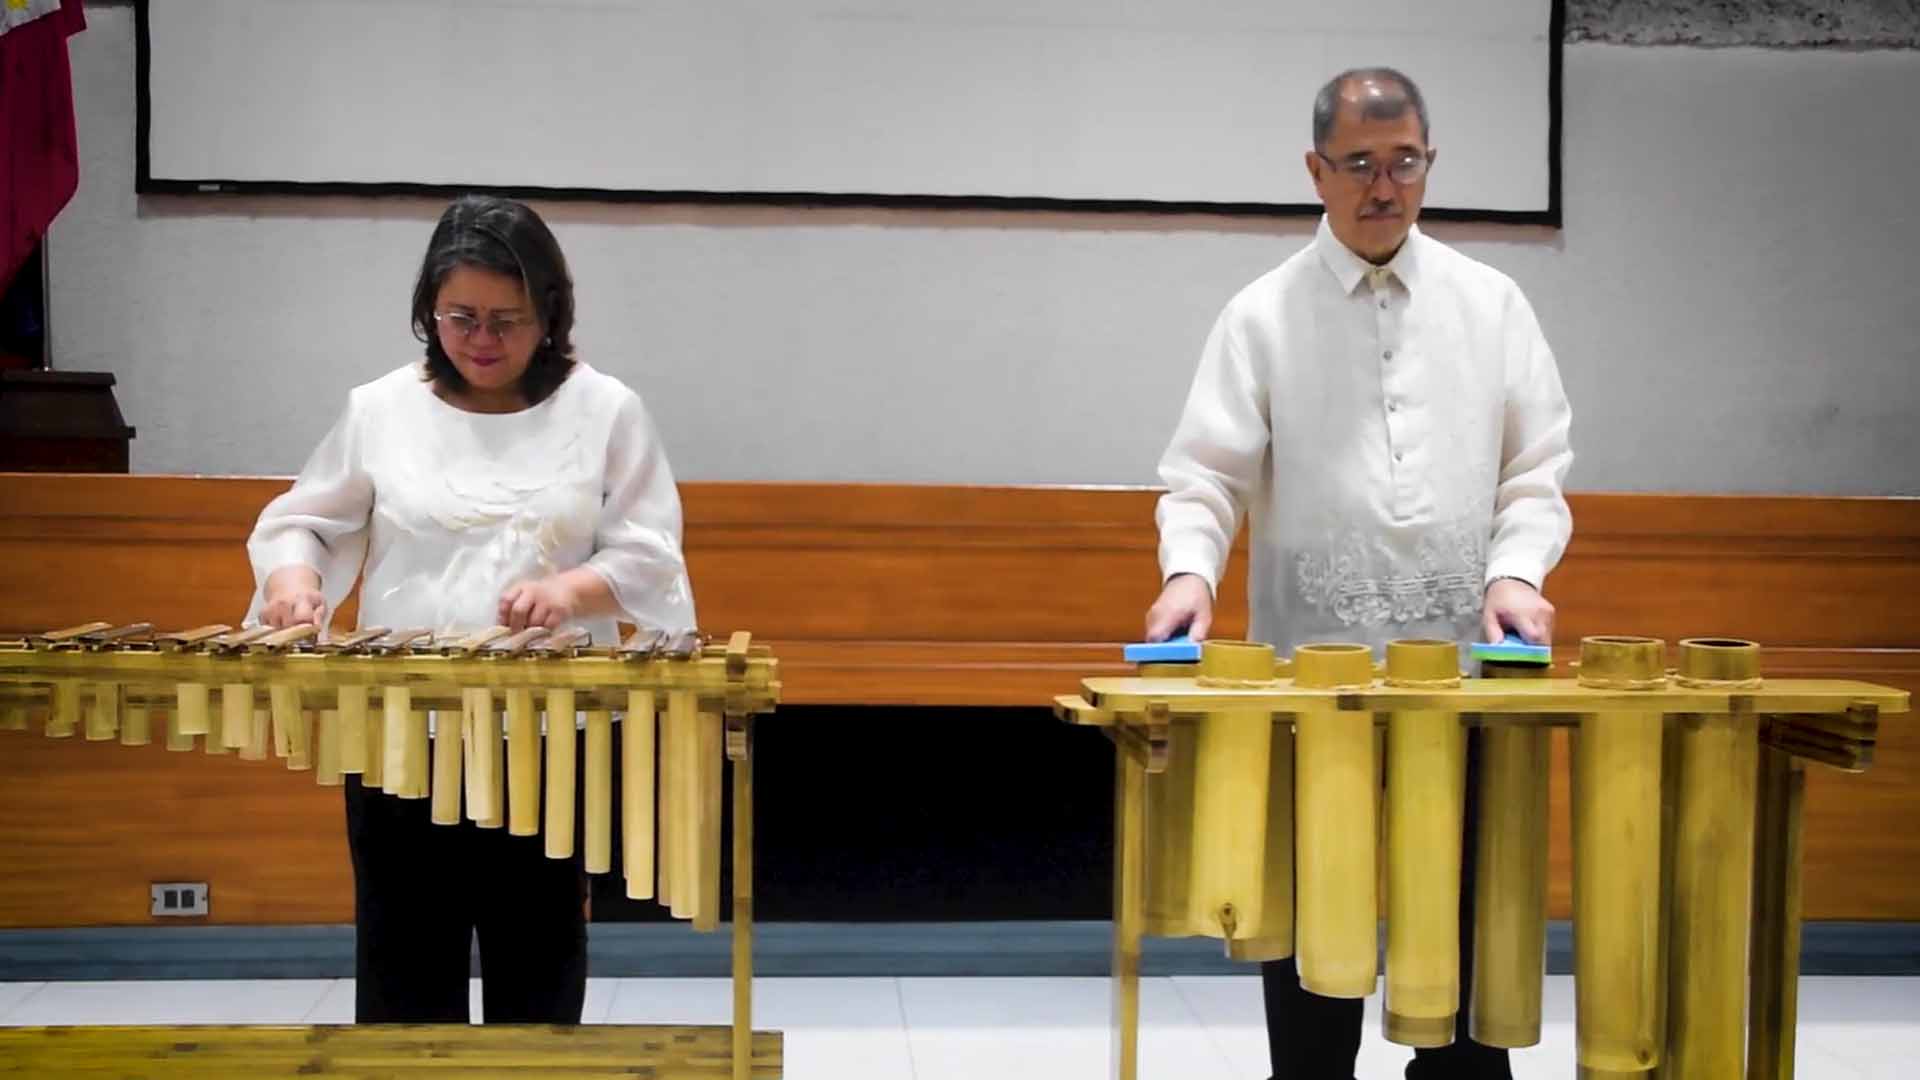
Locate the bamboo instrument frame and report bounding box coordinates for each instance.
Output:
[1057,635,1907,1080]
[0,624,779,1080]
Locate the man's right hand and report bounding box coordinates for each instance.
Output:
[1144,573,1214,642]
[261,565,327,629]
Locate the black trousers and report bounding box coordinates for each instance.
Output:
[1261,731,1513,1080]
[345,773,589,1024]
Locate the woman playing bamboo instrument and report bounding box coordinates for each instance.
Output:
[246,194,696,1024]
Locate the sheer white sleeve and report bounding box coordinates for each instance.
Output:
[583,389,698,632]
[1155,308,1271,594]
[243,389,374,626]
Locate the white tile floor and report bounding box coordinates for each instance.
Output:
[0,975,1914,1078]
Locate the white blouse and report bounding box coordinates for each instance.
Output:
[245,362,696,645]
[1156,217,1574,652]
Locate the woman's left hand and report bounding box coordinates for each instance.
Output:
[499,576,578,631]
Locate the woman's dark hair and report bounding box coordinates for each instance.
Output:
[410,195,576,405]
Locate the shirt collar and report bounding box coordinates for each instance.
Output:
[1313,214,1425,296]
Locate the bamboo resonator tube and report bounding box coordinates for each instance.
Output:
[1294,641,1379,999]
[0,624,780,937]
[1060,630,1908,1080]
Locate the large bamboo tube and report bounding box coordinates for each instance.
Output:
[1471,659,1552,1049]
[546,689,578,859]
[1227,717,1296,963]
[1188,640,1276,944]
[694,706,724,931]
[1293,641,1380,999]
[432,702,464,825]
[1384,640,1466,1048]
[1573,636,1667,1073]
[506,689,539,836]
[221,684,252,749]
[315,708,343,786]
[174,682,210,736]
[464,689,502,827]
[625,691,657,901]
[585,710,613,874]
[1665,639,1762,1077]
[338,685,369,774]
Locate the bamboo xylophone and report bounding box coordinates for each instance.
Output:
[1056,634,1909,1080]
[0,621,781,934]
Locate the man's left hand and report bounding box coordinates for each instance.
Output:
[1482,578,1555,644]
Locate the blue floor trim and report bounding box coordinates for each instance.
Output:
[2,921,1916,981]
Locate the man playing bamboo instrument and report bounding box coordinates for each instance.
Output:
[1143,68,1573,1080]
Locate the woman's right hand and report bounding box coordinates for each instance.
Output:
[261,566,327,629]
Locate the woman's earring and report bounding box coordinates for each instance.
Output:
[543,336,552,346]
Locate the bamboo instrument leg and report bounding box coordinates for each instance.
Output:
[1112,729,1147,1080]
[1748,746,1806,1080]
[585,710,613,874]
[731,725,755,1080]
[338,686,369,774]
[546,690,578,859]
[432,703,464,826]
[507,689,539,837]
[1293,643,1380,999]
[316,709,343,786]
[625,692,657,901]
[175,683,210,736]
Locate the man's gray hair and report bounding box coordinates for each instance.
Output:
[1312,67,1429,152]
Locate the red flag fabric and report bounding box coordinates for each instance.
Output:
[0,0,87,292]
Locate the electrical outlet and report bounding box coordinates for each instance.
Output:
[150,882,210,917]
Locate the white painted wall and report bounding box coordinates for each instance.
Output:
[46,2,1920,494]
